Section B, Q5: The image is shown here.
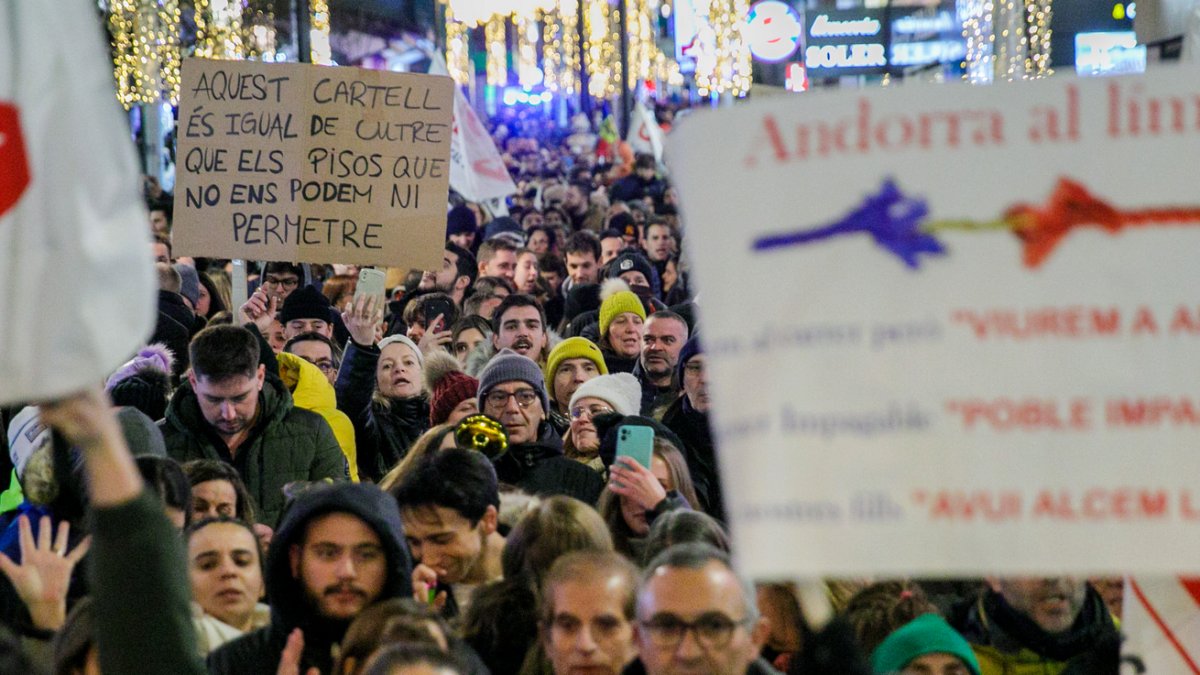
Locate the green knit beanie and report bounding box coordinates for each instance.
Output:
[871,614,980,675]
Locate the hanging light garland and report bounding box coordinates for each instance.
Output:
[515,12,542,88]
[584,0,618,97]
[109,0,183,109]
[194,0,246,60]
[960,0,995,84]
[485,14,508,86]
[442,0,675,99]
[961,0,1051,83]
[309,0,333,65]
[696,0,751,98]
[245,0,277,61]
[445,4,471,86]
[1025,0,1053,77]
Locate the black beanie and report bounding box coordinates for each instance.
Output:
[279,284,333,323]
[447,205,478,236]
[608,250,655,284]
[109,368,171,422]
[610,212,637,240]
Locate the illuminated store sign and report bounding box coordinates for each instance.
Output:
[803,6,967,77]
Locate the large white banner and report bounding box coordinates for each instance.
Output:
[668,67,1200,577]
[0,0,155,404]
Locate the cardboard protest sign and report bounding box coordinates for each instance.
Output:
[173,59,453,269]
[667,67,1200,578]
[0,0,155,404]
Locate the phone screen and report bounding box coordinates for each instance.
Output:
[615,425,655,470]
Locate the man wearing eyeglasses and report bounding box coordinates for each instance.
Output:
[628,544,776,675]
[259,262,304,302]
[476,350,604,504]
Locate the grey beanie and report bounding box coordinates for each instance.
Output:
[173,263,201,307]
[477,349,549,412]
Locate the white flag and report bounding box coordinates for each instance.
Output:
[448,86,518,202]
[0,1,155,404]
[1122,576,1200,672]
[425,52,515,203]
[627,102,666,163]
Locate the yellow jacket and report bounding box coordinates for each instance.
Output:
[276,352,359,481]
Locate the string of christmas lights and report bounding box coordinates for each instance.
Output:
[516,12,541,88]
[445,4,471,86]
[246,0,277,60]
[584,0,618,97]
[108,0,182,109]
[309,0,333,64]
[696,0,751,98]
[960,0,996,84]
[194,0,245,60]
[1025,0,1053,77]
[485,14,508,86]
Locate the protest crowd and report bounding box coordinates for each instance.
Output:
[1,100,1128,675]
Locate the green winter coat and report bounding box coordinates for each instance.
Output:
[160,376,346,527]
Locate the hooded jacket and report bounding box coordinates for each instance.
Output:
[950,587,1118,675]
[335,340,430,482]
[277,352,359,481]
[160,375,346,527]
[206,483,413,675]
[493,422,605,505]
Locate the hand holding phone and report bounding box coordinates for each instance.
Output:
[615,425,654,470]
[354,268,386,308]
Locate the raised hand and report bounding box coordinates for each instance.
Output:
[416,314,453,355]
[342,294,383,348]
[0,516,91,630]
[608,457,668,513]
[239,287,278,336]
[276,628,319,675]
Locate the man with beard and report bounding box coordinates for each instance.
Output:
[161,325,345,526]
[434,243,478,308]
[207,483,411,674]
[633,312,689,415]
[464,294,553,377]
[391,448,505,618]
[950,577,1117,674]
[476,351,604,504]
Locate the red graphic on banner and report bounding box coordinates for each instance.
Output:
[1007,179,1200,268]
[0,103,31,218]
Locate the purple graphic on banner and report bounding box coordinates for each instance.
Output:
[752,179,945,269]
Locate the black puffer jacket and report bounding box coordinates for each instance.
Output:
[207,484,413,675]
[660,394,724,523]
[335,341,431,481]
[493,423,605,505]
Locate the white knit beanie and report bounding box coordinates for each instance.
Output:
[568,372,641,416]
[377,334,424,366]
